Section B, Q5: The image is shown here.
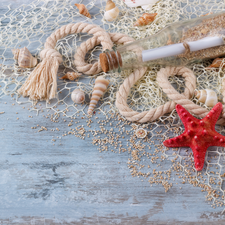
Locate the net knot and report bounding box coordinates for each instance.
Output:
[40,48,63,64]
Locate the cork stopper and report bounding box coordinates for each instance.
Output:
[100,50,122,73]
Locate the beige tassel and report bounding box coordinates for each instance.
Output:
[17,57,59,100]
[12,47,37,68]
[134,13,157,26]
[75,4,91,18]
[60,72,82,80]
[88,76,109,114]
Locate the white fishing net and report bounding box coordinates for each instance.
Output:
[1,0,225,210]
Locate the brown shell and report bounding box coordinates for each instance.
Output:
[134,13,157,26]
[206,58,225,68]
[105,0,116,11]
[75,4,91,18]
[60,72,81,80]
[12,47,37,68]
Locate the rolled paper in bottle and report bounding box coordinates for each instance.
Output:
[142,36,225,62]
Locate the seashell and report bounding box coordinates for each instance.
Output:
[195,89,218,107]
[60,72,82,80]
[12,47,37,68]
[88,76,110,114]
[206,58,225,69]
[134,13,157,26]
[135,128,147,139]
[75,4,91,18]
[71,89,85,104]
[123,0,159,10]
[104,0,119,22]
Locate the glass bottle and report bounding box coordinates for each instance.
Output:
[100,11,225,73]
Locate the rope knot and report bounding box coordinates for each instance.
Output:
[40,48,63,64]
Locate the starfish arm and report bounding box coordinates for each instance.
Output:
[175,104,199,130]
[202,102,223,129]
[190,144,209,171]
[163,133,191,148]
[211,131,225,147]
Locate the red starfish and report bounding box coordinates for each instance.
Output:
[163,102,225,171]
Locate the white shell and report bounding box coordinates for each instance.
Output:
[104,7,119,22]
[135,128,147,138]
[71,89,85,104]
[88,76,109,114]
[123,0,159,9]
[12,47,37,68]
[195,89,218,107]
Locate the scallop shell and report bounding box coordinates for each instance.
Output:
[134,13,157,26]
[71,89,85,104]
[135,128,147,139]
[104,0,119,22]
[207,58,225,68]
[60,72,82,80]
[87,76,110,115]
[195,89,218,107]
[12,47,37,68]
[75,4,91,18]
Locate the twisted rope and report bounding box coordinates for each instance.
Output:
[116,66,225,124]
[74,33,134,74]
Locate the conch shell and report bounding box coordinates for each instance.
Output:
[134,13,157,26]
[206,58,225,69]
[195,89,218,107]
[88,76,109,114]
[104,0,119,22]
[75,4,91,18]
[71,89,85,104]
[60,72,82,80]
[12,47,37,68]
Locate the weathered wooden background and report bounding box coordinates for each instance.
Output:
[1,0,225,224]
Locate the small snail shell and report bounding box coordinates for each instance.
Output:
[60,72,82,81]
[88,76,110,115]
[71,89,85,104]
[134,13,157,26]
[104,0,119,22]
[12,47,37,68]
[135,128,147,139]
[75,4,91,18]
[207,58,225,69]
[195,89,218,107]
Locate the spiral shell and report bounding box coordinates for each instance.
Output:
[88,76,110,114]
[75,4,91,18]
[195,89,218,107]
[12,47,37,68]
[60,72,82,80]
[135,128,147,139]
[71,89,85,104]
[134,13,157,26]
[104,0,119,22]
[207,58,225,69]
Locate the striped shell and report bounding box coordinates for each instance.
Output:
[75,4,91,18]
[195,89,218,107]
[71,89,85,104]
[87,76,109,114]
[12,47,37,68]
[134,13,157,26]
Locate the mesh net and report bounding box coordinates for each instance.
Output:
[1,0,225,210]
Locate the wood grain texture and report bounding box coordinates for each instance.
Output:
[1,0,225,224]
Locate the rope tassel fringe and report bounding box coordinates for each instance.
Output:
[18,57,59,100]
